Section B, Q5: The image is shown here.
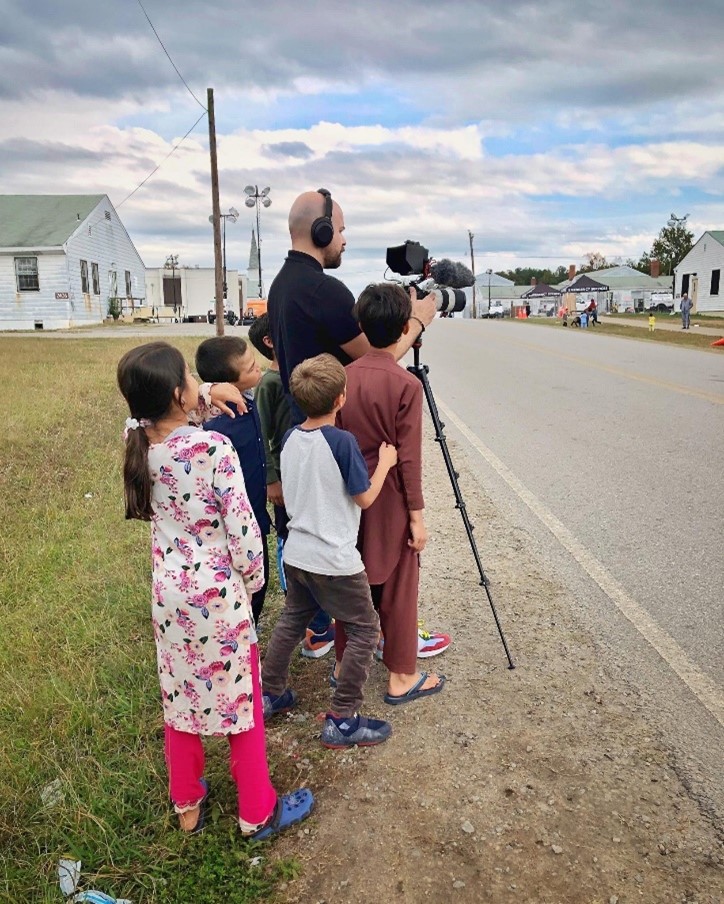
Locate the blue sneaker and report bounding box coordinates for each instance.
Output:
[320,713,392,749]
[300,624,335,659]
[262,687,298,719]
[246,788,314,840]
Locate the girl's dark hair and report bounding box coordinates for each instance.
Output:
[117,342,186,521]
[353,282,412,348]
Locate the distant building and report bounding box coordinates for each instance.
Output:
[0,194,145,330]
[145,266,240,322]
[463,272,523,317]
[557,265,673,312]
[674,232,724,312]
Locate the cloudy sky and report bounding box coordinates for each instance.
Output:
[1,0,723,293]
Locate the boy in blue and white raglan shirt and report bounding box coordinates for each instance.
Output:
[261,353,398,749]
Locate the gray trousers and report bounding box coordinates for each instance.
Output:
[262,564,380,716]
[682,310,691,328]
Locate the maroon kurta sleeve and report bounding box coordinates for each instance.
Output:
[395,380,424,511]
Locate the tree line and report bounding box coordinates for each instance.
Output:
[497,214,694,285]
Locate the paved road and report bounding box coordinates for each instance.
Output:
[412,319,724,820]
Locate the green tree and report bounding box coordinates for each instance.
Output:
[497,265,567,286]
[642,213,694,275]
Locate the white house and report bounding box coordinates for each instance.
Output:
[145,266,241,322]
[0,194,145,330]
[674,231,724,313]
[557,265,673,313]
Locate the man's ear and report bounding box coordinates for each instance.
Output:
[401,321,410,335]
[263,335,273,349]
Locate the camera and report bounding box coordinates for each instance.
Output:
[386,241,473,315]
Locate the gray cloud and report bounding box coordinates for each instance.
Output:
[1,0,723,121]
[262,141,314,160]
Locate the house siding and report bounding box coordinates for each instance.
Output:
[0,252,70,330]
[674,234,724,313]
[0,195,145,330]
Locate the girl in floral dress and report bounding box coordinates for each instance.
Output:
[117,341,313,836]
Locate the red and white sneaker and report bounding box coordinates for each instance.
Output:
[416,627,451,658]
[375,626,451,661]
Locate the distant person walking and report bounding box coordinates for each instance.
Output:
[680,292,693,330]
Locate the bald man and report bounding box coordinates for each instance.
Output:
[267,189,436,657]
[268,188,436,415]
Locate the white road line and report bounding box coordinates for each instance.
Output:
[438,398,724,729]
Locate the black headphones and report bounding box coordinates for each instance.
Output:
[311,188,334,248]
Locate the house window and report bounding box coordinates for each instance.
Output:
[80,259,89,294]
[125,270,132,298]
[711,269,720,296]
[91,262,100,295]
[15,256,39,291]
[109,270,118,298]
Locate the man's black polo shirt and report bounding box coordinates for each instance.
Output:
[267,250,361,394]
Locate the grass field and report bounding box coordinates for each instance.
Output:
[0,337,300,903]
[518,316,723,350]
[610,311,724,328]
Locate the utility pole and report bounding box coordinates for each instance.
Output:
[207,87,224,336]
[468,230,477,319]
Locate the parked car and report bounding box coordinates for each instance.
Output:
[207,308,239,326]
[482,302,505,318]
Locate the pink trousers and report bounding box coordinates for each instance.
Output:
[164,643,277,825]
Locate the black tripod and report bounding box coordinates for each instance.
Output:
[408,341,515,669]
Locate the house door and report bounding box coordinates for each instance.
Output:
[163,276,182,315]
[690,275,699,313]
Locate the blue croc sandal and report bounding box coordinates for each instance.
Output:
[383,672,446,706]
[249,789,314,840]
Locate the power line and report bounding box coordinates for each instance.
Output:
[116,109,208,209]
[136,0,206,110]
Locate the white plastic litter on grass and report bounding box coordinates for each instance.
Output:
[58,858,132,903]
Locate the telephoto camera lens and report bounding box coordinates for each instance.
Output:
[430,287,467,313]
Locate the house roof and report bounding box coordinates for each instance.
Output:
[0,194,105,248]
[707,230,724,247]
[475,272,514,287]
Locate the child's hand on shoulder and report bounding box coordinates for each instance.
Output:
[378,442,398,469]
[209,383,248,416]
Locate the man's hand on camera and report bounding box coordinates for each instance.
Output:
[410,287,436,328]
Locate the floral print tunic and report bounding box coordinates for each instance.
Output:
[148,426,264,736]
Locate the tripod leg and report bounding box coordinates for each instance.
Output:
[408,359,515,669]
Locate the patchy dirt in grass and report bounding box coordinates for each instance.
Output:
[262,425,723,904]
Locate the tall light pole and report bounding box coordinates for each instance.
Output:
[209,208,239,301]
[486,268,493,316]
[468,230,477,318]
[244,185,271,297]
[165,253,179,319]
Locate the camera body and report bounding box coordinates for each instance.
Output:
[386,241,470,315]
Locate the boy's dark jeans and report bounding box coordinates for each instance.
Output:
[262,564,379,716]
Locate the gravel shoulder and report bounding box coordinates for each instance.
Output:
[265,423,723,904]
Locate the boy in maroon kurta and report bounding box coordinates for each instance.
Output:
[337,283,446,704]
